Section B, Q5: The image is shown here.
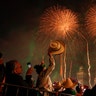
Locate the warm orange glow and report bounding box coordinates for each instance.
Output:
[85,6,96,38]
[39,6,79,39]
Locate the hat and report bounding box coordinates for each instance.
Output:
[53,81,62,90]
[63,78,75,88]
[48,40,65,55]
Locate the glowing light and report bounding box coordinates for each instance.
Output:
[39,6,79,38]
[85,6,96,38]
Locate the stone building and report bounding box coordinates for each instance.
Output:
[77,66,88,85]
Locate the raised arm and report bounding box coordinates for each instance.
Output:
[45,53,55,76]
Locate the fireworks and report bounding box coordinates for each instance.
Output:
[39,6,79,38]
[85,6,96,38]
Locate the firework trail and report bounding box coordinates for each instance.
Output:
[86,42,92,88]
[78,31,92,88]
[85,6,96,88]
[85,6,96,38]
[39,6,79,39]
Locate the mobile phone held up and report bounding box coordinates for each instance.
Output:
[27,62,32,68]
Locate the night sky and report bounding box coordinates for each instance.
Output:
[0,0,96,86]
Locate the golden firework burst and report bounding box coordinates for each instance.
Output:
[39,6,79,39]
[85,6,96,38]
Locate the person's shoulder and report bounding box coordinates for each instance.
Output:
[12,74,23,80]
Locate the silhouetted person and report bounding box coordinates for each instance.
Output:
[83,88,91,96]
[0,52,5,95]
[3,60,34,96]
[90,84,96,96]
[76,83,83,96]
[34,53,55,92]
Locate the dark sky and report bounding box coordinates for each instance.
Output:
[1,0,96,35]
[0,0,96,85]
[0,0,95,32]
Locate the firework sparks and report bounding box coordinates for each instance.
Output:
[39,6,79,38]
[85,6,96,38]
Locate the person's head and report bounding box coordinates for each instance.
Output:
[63,78,76,89]
[34,63,46,74]
[91,84,96,96]
[83,89,91,96]
[6,60,22,75]
[76,84,82,93]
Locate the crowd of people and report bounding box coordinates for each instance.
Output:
[0,51,56,96]
[0,40,96,96]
